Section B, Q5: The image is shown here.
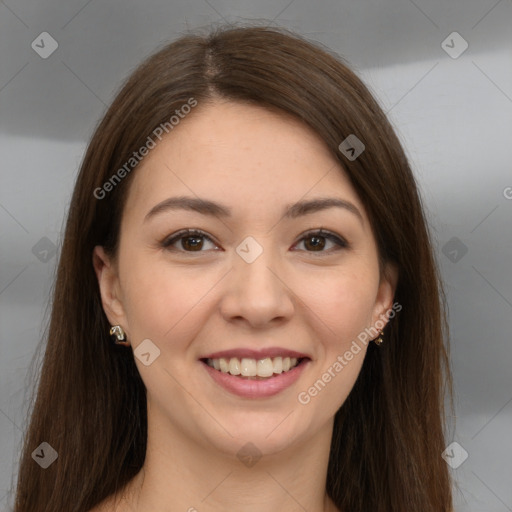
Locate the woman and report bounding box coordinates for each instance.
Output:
[14,24,454,511]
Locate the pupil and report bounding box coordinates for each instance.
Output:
[307,236,325,251]
[184,236,202,250]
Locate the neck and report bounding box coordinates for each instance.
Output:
[117,409,339,512]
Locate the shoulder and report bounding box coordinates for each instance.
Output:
[89,477,139,511]
[87,503,108,512]
[87,496,123,512]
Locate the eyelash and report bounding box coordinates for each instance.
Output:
[160,228,348,255]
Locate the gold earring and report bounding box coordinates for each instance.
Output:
[374,330,384,346]
[109,325,130,346]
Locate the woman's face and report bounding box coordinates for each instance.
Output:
[94,100,397,457]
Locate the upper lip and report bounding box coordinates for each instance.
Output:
[200,347,311,360]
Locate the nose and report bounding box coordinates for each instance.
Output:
[219,240,295,329]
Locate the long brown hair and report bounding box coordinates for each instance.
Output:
[14,23,454,511]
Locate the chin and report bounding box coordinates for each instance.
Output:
[199,413,309,457]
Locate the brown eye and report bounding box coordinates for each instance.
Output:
[294,229,348,253]
[303,235,326,251]
[162,229,218,252]
[181,235,204,251]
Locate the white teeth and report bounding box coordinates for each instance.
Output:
[257,358,274,377]
[206,356,302,377]
[219,358,229,373]
[241,358,257,377]
[229,358,241,375]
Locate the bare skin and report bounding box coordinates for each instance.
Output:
[92,100,397,512]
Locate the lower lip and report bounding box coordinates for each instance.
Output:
[201,359,310,398]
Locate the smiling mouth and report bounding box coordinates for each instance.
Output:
[201,356,308,379]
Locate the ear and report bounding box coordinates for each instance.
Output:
[370,262,399,331]
[92,246,129,331]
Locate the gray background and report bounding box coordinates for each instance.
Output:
[1,0,511,510]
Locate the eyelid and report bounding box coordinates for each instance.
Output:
[161,228,220,250]
[293,228,349,252]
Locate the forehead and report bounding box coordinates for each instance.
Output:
[124,100,365,221]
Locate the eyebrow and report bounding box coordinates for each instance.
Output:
[144,195,363,224]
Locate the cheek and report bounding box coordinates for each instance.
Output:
[120,252,221,342]
[295,269,376,413]
[298,264,379,345]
